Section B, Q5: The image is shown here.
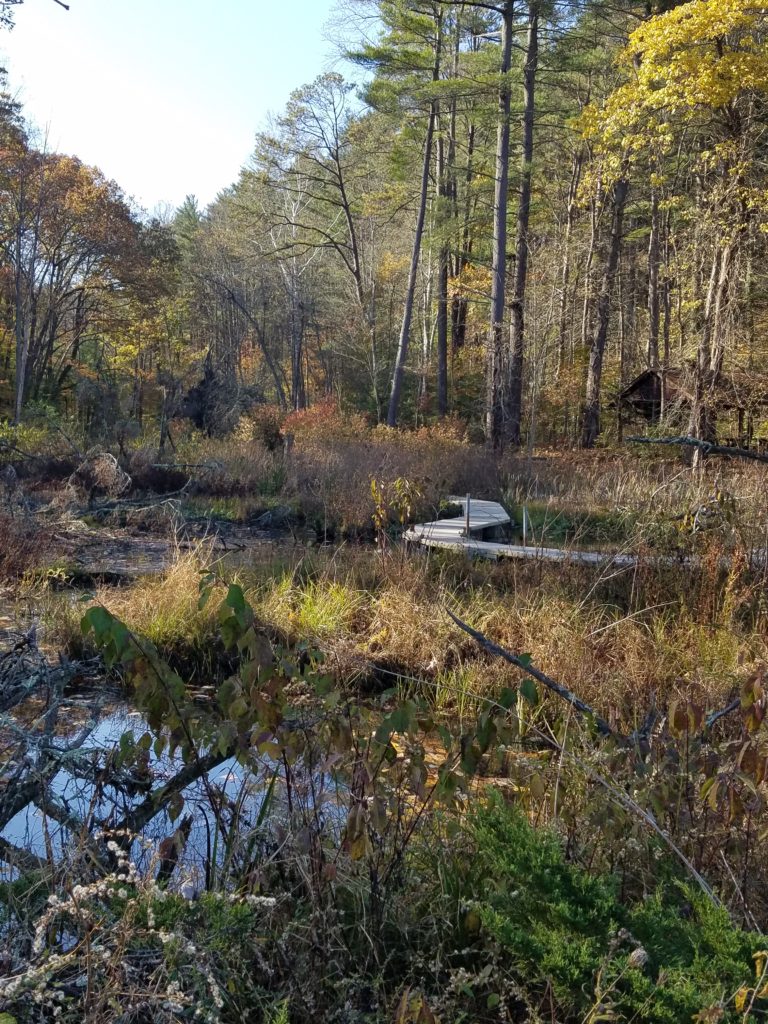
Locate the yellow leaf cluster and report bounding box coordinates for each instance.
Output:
[584,0,768,153]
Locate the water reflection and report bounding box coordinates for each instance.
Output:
[1,695,345,895]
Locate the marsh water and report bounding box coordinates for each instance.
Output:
[0,524,324,884]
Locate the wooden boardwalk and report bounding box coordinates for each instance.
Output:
[405,497,639,565]
[405,496,510,545]
[406,496,768,567]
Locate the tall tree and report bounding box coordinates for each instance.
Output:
[506,0,540,445]
[485,0,514,448]
[580,174,629,447]
[358,1,445,427]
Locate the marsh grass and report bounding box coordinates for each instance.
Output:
[44,543,233,679]
[0,513,53,581]
[14,445,768,1023]
[47,524,768,730]
[37,445,768,728]
[372,545,755,714]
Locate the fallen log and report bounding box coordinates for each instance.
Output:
[627,435,768,465]
[448,609,744,743]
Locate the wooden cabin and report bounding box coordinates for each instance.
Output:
[616,368,684,423]
[616,367,768,449]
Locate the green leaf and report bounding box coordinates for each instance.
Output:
[226,584,246,615]
[389,702,414,734]
[229,697,249,721]
[499,687,517,709]
[437,724,452,751]
[218,677,241,712]
[82,605,113,638]
[520,678,538,706]
[374,722,393,746]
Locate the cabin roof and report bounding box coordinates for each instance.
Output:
[617,367,768,411]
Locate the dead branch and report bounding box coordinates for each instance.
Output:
[446,608,615,737]
[706,698,741,729]
[448,609,747,747]
[117,748,232,837]
[627,435,768,465]
[83,488,190,515]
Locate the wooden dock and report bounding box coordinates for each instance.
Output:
[405,497,637,565]
[405,496,767,567]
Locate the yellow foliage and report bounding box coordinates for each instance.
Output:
[448,261,492,301]
[378,250,410,283]
[584,0,768,155]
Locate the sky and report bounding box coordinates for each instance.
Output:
[0,0,342,214]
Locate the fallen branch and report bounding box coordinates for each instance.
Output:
[118,748,232,836]
[77,489,190,516]
[627,435,768,465]
[705,698,741,730]
[446,608,615,737]
[446,612,727,904]
[150,463,215,471]
[448,609,746,746]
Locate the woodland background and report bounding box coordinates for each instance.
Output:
[1,0,765,449]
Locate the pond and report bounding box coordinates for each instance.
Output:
[1,691,344,891]
[0,523,343,892]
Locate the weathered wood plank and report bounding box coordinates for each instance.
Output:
[408,497,511,542]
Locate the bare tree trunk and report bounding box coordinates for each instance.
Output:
[290,280,306,411]
[647,184,660,367]
[506,0,539,446]
[386,100,438,427]
[661,207,672,366]
[556,149,583,375]
[485,0,514,448]
[436,128,449,417]
[581,177,629,448]
[451,121,475,351]
[689,240,736,449]
[13,221,28,425]
[708,242,736,379]
[580,164,602,354]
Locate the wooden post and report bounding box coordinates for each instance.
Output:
[522,505,528,547]
[464,494,471,537]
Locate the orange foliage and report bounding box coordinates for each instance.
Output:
[283,400,371,443]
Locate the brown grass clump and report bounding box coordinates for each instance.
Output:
[173,407,506,533]
[241,542,766,727]
[0,513,51,580]
[45,545,233,680]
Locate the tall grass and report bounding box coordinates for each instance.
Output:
[45,530,767,729]
[34,436,768,730]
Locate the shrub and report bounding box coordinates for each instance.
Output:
[464,796,768,1023]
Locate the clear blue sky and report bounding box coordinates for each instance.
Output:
[1,0,342,213]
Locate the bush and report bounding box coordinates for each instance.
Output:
[464,796,768,1022]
